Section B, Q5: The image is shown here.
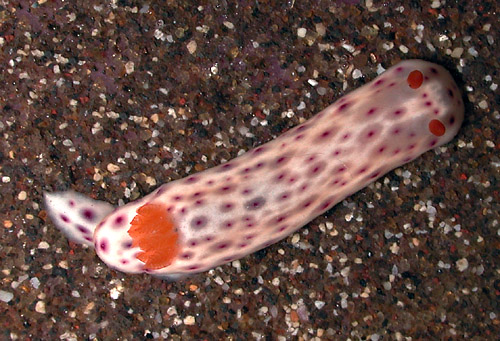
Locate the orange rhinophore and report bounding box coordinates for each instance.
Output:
[407,70,424,89]
[128,203,179,270]
[429,119,446,136]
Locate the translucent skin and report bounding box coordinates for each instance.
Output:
[44,60,464,279]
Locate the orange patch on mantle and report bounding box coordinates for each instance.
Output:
[128,203,179,270]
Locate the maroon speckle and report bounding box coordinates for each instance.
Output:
[173,195,183,201]
[422,93,428,98]
[366,130,376,138]
[434,109,440,115]
[99,239,108,252]
[241,167,252,174]
[123,241,133,248]
[206,180,215,185]
[336,166,347,173]
[220,202,234,212]
[430,67,438,74]
[277,225,288,232]
[76,225,91,235]
[366,108,377,116]
[218,185,234,193]
[278,192,291,200]
[296,125,309,133]
[342,133,350,140]
[369,171,381,179]
[238,243,248,248]
[395,66,404,72]
[241,188,252,195]
[219,163,233,171]
[155,187,167,196]
[187,265,200,271]
[253,146,266,154]
[393,148,401,155]
[339,102,351,111]
[309,162,325,175]
[425,101,432,106]
[121,259,129,265]
[389,82,396,87]
[245,234,256,240]
[84,236,93,242]
[275,172,287,182]
[449,116,455,125]
[60,214,70,223]
[222,220,234,229]
[275,156,288,165]
[317,198,335,212]
[408,144,416,150]
[275,215,287,223]
[186,176,199,183]
[357,167,368,174]
[245,196,266,210]
[192,191,203,198]
[295,134,305,140]
[378,146,386,153]
[112,215,126,226]
[188,239,199,247]
[332,149,341,156]
[429,139,438,147]
[317,129,335,140]
[194,199,204,206]
[393,109,405,116]
[191,216,208,230]
[374,79,384,87]
[447,89,454,98]
[205,236,214,242]
[81,209,95,221]
[392,128,401,135]
[300,184,308,191]
[213,242,231,250]
[302,201,313,208]
[68,200,75,207]
[180,252,193,259]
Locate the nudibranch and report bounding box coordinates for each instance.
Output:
[45,60,464,280]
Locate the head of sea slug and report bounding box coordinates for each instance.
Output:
[93,200,181,274]
[398,60,464,148]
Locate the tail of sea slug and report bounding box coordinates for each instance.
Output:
[44,191,114,246]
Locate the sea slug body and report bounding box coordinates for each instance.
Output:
[44,60,464,280]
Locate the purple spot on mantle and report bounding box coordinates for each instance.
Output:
[190,215,208,230]
[99,239,108,252]
[114,215,125,227]
[76,225,91,235]
[60,214,70,223]
[213,242,231,250]
[81,209,95,221]
[244,196,266,211]
[338,102,351,111]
